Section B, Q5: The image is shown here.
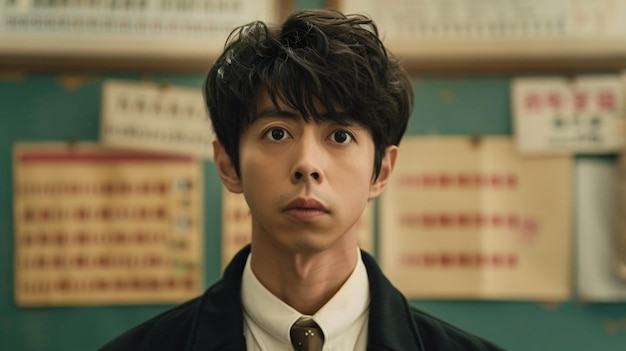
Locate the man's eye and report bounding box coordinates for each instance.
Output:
[265,127,289,141]
[331,130,352,144]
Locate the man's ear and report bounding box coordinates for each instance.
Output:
[369,145,398,199]
[213,141,243,193]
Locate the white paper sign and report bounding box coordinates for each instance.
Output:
[512,75,626,154]
[0,0,277,59]
[576,157,626,301]
[101,80,215,159]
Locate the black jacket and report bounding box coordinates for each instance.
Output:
[99,245,503,350]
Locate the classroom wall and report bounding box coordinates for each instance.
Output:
[3,72,626,351]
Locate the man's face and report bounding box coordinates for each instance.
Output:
[232,91,381,254]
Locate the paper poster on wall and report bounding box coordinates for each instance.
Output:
[338,0,626,61]
[0,0,278,61]
[618,152,626,281]
[101,80,215,159]
[576,157,626,301]
[13,143,203,306]
[221,189,374,269]
[512,75,626,154]
[380,136,572,300]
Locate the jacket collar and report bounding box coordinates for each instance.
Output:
[190,246,249,351]
[189,245,424,351]
[361,250,425,351]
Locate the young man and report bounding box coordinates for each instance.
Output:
[100,9,502,351]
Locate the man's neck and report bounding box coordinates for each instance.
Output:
[249,237,359,315]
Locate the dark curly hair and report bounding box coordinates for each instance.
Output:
[204,9,413,179]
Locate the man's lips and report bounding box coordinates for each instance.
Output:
[283,198,329,212]
[283,198,329,221]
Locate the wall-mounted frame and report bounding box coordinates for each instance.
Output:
[330,0,626,73]
[0,0,293,72]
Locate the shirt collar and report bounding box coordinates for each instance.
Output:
[314,249,370,342]
[241,248,370,345]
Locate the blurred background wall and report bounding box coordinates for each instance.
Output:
[2,0,626,350]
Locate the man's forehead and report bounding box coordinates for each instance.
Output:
[252,88,351,123]
[255,88,327,112]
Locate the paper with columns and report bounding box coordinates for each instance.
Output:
[13,143,203,306]
[380,136,572,300]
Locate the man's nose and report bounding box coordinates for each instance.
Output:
[290,134,324,184]
[294,170,320,180]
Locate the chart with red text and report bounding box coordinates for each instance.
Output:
[13,143,203,306]
[380,137,572,300]
[0,0,278,63]
[221,189,374,268]
[512,75,626,154]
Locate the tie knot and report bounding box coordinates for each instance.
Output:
[290,318,324,351]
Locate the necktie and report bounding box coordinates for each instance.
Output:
[290,318,324,351]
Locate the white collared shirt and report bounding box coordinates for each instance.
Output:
[241,249,370,351]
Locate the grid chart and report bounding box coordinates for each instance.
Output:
[0,0,277,58]
[13,143,204,306]
[341,0,626,40]
[339,0,626,59]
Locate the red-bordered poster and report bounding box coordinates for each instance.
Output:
[13,143,203,306]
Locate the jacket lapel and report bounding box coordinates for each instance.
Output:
[190,246,251,351]
[362,250,425,351]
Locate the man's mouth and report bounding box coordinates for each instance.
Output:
[283,198,329,221]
